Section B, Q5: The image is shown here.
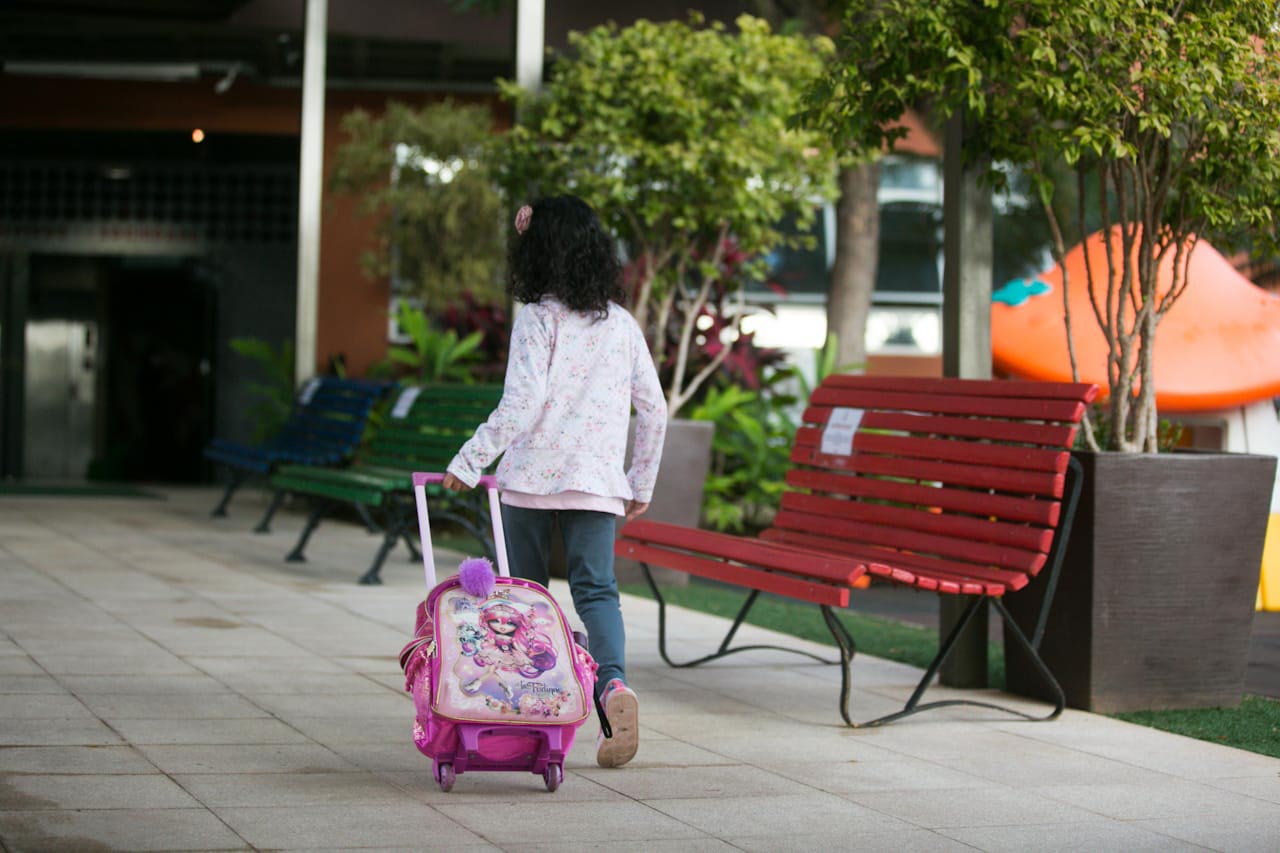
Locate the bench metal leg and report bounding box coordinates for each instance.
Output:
[253,489,285,534]
[854,455,1084,727]
[355,503,381,534]
[359,532,398,585]
[401,529,421,562]
[286,499,332,563]
[359,501,410,585]
[821,604,859,727]
[358,491,493,586]
[210,470,246,518]
[641,564,841,668]
[855,596,1064,727]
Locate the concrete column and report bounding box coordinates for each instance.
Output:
[939,110,993,688]
[294,0,327,385]
[514,0,546,94]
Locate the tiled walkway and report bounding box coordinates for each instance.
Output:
[1,489,1278,851]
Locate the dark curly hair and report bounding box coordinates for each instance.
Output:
[507,194,624,319]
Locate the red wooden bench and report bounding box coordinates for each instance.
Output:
[615,375,1099,727]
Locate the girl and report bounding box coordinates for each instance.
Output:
[442,194,667,768]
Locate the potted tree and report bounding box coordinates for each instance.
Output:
[809,0,1280,710]
[493,14,838,575]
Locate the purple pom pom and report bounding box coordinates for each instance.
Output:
[458,557,496,598]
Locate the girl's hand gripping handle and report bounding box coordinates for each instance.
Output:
[411,473,509,590]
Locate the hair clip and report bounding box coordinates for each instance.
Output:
[514,205,533,234]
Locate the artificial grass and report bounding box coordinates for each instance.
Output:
[622,576,1278,759]
[1114,696,1280,759]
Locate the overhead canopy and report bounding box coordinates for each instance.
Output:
[992,230,1280,412]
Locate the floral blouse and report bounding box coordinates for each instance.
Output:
[446,299,667,503]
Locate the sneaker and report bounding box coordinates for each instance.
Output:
[595,678,639,768]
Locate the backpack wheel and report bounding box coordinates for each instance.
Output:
[435,762,455,792]
[543,762,562,792]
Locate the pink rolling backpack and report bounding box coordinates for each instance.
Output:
[398,472,599,792]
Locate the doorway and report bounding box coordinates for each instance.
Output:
[17,254,216,483]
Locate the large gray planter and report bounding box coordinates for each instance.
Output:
[1004,449,1275,713]
[612,417,715,585]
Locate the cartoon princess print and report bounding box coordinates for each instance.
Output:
[456,598,557,702]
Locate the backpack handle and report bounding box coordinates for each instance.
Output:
[412,472,510,590]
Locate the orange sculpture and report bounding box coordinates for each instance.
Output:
[992,230,1280,411]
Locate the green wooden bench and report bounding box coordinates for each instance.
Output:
[266,383,503,584]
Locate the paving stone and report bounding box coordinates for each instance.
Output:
[217,802,484,849]
[578,764,813,800]
[939,820,1216,852]
[136,744,357,775]
[380,768,631,804]
[646,791,910,837]
[0,676,68,695]
[0,658,43,676]
[60,674,232,695]
[172,771,417,807]
[78,692,269,721]
[0,773,200,810]
[729,828,973,852]
[507,841,736,853]
[1035,779,1276,820]
[0,807,247,851]
[435,799,701,845]
[1203,773,1280,805]
[844,786,1115,829]
[0,746,155,775]
[247,692,408,720]
[108,717,311,746]
[0,718,122,747]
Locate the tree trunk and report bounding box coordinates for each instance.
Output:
[826,161,881,369]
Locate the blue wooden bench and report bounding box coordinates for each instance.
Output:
[203,376,390,524]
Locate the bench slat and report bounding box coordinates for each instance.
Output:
[809,387,1086,422]
[780,492,1054,552]
[620,520,869,584]
[820,374,1098,403]
[795,429,1070,473]
[857,411,1077,447]
[615,540,853,607]
[791,446,1066,498]
[803,409,1080,449]
[757,530,1012,594]
[785,469,1061,526]
[772,509,1046,574]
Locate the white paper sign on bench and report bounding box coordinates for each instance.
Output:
[390,387,422,419]
[297,378,322,405]
[821,407,863,456]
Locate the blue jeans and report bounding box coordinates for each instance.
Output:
[499,504,624,697]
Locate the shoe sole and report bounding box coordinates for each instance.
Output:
[597,688,639,768]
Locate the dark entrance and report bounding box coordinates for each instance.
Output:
[0,128,299,483]
[96,257,216,482]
